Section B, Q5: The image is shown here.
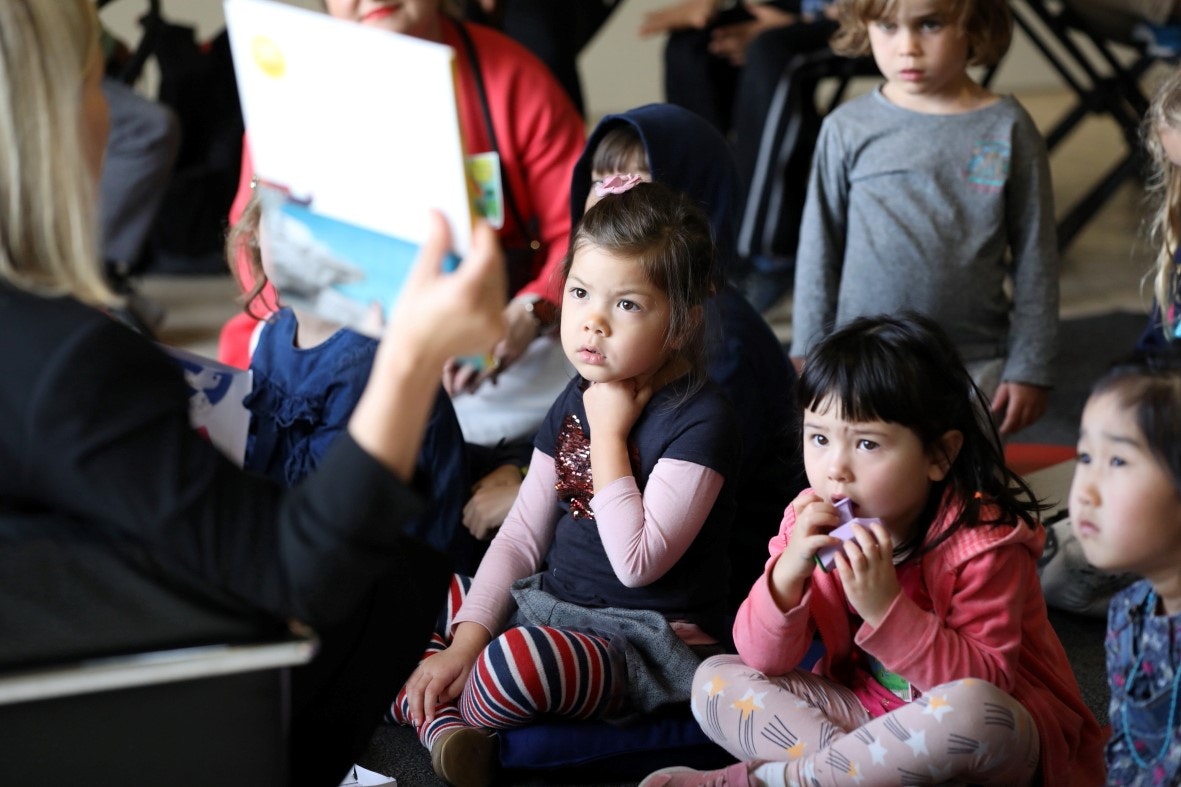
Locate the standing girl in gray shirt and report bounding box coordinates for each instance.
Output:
[790,0,1058,436]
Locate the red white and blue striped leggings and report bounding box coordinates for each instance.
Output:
[389,575,626,747]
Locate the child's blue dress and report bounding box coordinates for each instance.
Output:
[244,308,473,568]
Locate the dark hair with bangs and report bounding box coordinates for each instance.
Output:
[1089,353,1181,497]
[832,0,1012,68]
[590,124,650,178]
[563,181,715,395]
[797,313,1046,554]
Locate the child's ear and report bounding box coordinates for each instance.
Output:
[928,429,964,482]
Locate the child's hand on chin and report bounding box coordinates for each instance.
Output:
[583,378,653,441]
[832,521,901,627]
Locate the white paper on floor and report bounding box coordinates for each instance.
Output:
[338,764,396,786]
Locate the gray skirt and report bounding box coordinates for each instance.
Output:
[509,574,722,719]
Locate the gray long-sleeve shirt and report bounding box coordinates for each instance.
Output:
[790,88,1059,387]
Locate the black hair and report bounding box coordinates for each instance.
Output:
[797,312,1047,554]
[589,124,649,177]
[1089,351,1181,497]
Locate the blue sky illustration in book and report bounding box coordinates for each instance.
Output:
[262,190,458,337]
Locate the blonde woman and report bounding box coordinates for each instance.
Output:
[0,1,505,784]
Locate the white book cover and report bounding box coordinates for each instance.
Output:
[223,0,475,335]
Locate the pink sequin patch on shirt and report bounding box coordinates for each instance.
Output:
[554,413,594,519]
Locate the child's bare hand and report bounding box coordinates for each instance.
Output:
[769,491,841,607]
[443,297,537,395]
[991,381,1048,435]
[442,356,481,396]
[404,648,470,728]
[403,629,486,727]
[583,378,653,442]
[833,521,900,627]
[463,464,523,541]
[639,0,718,37]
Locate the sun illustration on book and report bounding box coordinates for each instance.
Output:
[251,35,285,79]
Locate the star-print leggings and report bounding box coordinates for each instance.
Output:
[692,654,1040,786]
[388,575,625,748]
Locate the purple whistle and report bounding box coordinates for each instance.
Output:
[814,498,882,571]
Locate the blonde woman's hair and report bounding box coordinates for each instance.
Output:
[1145,67,1181,340]
[832,0,1012,68]
[0,0,115,306]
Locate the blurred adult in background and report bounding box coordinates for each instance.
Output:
[638,0,842,311]
[462,0,623,118]
[97,23,180,332]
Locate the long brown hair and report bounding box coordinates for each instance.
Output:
[563,182,716,395]
[224,189,273,319]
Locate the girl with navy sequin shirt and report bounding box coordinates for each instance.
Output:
[1071,357,1181,784]
[389,182,741,786]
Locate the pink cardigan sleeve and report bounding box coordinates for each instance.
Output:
[591,458,724,587]
[854,544,1029,693]
[731,501,819,675]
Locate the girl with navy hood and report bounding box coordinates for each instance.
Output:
[464,103,802,606]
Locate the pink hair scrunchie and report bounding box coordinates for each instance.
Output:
[594,173,644,198]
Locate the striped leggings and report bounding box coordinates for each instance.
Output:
[693,654,1041,785]
[388,575,626,747]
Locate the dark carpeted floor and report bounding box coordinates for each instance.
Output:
[359,311,1147,786]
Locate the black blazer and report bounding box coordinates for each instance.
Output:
[0,286,427,669]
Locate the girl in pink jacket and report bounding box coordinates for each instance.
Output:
[643,313,1105,786]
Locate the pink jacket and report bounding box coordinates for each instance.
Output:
[733,489,1106,786]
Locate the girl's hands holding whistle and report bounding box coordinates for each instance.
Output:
[768,491,842,610]
[832,520,900,627]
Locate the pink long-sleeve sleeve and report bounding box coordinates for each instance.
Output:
[590,458,724,587]
[732,496,823,675]
[732,556,819,675]
[452,448,559,636]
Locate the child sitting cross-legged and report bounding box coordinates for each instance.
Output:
[643,313,1105,786]
[389,181,743,787]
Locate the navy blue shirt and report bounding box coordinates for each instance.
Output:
[536,375,740,640]
[571,105,803,606]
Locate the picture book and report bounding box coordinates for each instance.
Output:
[223,0,476,337]
[162,346,253,467]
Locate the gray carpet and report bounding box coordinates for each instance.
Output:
[359,311,1146,786]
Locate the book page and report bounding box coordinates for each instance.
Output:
[224,0,474,330]
[162,345,253,466]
